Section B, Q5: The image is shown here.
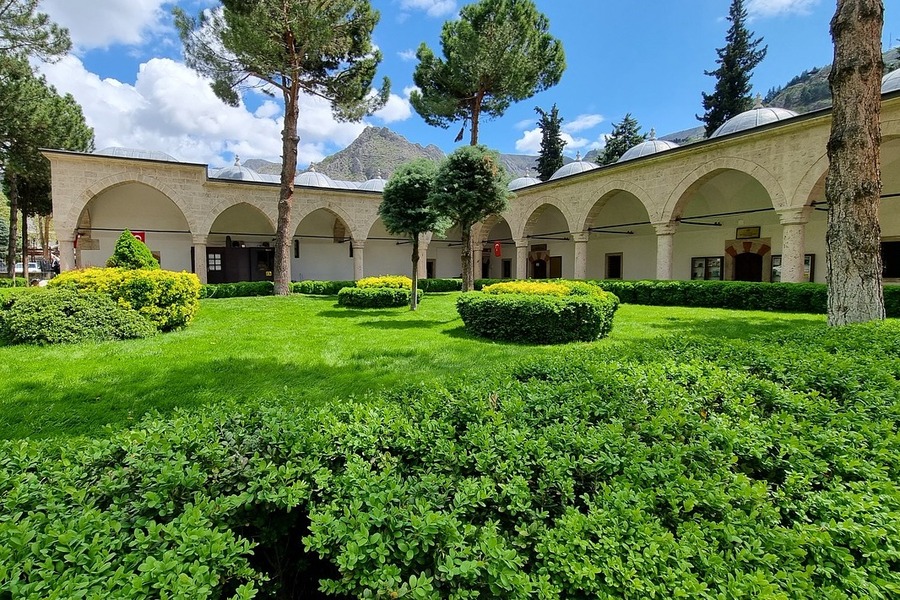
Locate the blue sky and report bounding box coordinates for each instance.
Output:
[35,0,899,171]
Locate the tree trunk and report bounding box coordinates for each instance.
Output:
[22,208,28,282]
[6,173,18,281]
[274,85,300,296]
[460,223,474,292]
[40,216,51,261]
[410,236,419,311]
[469,91,484,146]
[825,0,884,326]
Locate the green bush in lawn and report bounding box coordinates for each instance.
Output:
[417,278,461,292]
[0,278,28,288]
[200,281,274,298]
[0,288,157,345]
[3,320,900,597]
[291,280,356,295]
[50,267,200,331]
[105,230,160,270]
[457,280,619,344]
[337,286,421,308]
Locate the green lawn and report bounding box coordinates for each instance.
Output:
[0,293,825,440]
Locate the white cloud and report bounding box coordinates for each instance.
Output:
[37,55,367,167]
[563,113,604,134]
[514,128,542,154]
[515,127,606,155]
[40,0,170,49]
[514,118,535,130]
[747,0,820,18]
[398,0,457,18]
[398,49,417,62]
[373,94,412,123]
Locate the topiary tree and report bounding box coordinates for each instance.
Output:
[378,159,448,310]
[106,230,160,270]
[429,145,510,292]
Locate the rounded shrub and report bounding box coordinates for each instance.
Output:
[291,280,356,295]
[0,288,157,345]
[105,230,160,270]
[356,275,413,290]
[337,286,421,308]
[458,280,619,343]
[50,268,201,331]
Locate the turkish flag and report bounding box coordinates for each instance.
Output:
[493,242,502,257]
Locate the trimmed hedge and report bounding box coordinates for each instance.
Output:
[200,281,274,298]
[49,268,201,331]
[457,290,618,343]
[417,278,461,292]
[0,278,28,288]
[291,280,356,295]
[337,286,421,308]
[0,288,157,345]
[4,320,900,597]
[357,275,413,290]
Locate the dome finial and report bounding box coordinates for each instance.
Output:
[575,151,582,161]
[753,93,764,108]
[234,155,241,166]
[649,128,656,140]
[309,163,317,172]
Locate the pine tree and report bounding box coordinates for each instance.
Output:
[698,0,767,137]
[535,104,564,181]
[599,113,646,165]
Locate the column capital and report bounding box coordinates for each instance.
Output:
[776,206,812,226]
[652,221,678,236]
[570,231,590,244]
[513,237,528,248]
[192,234,208,246]
[351,239,366,250]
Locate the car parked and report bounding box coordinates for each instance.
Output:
[14,262,42,275]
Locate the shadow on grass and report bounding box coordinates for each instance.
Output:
[316,309,403,318]
[630,311,825,341]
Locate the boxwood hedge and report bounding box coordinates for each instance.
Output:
[337,286,422,308]
[3,320,900,597]
[200,281,274,298]
[291,280,356,295]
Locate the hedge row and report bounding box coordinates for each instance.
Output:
[291,280,356,295]
[4,320,900,597]
[0,288,158,345]
[50,268,201,331]
[357,275,412,290]
[200,281,274,298]
[197,278,513,298]
[0,278,28,288]
[337,286,422,308]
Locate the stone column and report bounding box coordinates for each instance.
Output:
[653,221,678,280]
[777,207,811,283]
[58,238,76,272]
[571,232,589,280]
[417,233,429,279]
[352,240,366,280]
[192,235,208,284]
[514,237,528,279]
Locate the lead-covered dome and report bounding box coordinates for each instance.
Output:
[883,67,900,94]
[508,175,541,190]
[617,129,679,162]
[295,166,336,188]
[214,157,264,182]
[359,175,387,192]
[549,153,598,180]
[711,97,798,137]
[95,147,178,162]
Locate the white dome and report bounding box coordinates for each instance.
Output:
[549,154,598,180]
[508,176,541,190]
[214,157,264,182]
[712,99,798,137]
[333,180,361,189]
[883,68,900,94]
[295,170,336,188]
[95,147,178,162]
[617,129,680,162]
[359,177,387,192]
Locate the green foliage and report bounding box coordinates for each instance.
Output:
[106,229,160,269]
[599,113,647,165]
[430,145,510,292]
[417,278,462,292]
[379,159,445,239]
[357,275,413,290]
[50,267,201,331]
[200,281,274,299]
[0,277,26,288]
[698,0,767,137]
[457,285,619,343]
[337,286,421,308]
[5,319,900,596]
[535,104,564,180]
[0,288,157,345]
[0,0,71,60]
[410,0,565,145]
[291,279,357,295]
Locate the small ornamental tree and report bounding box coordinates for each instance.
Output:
[429,145,510,292]
[535,103,564,181]
[599,113,646,165]
[106,230,160,270]
[378,159,447,310]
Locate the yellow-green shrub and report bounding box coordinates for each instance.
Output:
[483,280,608,299]
[50,268,201,331]
[356,275,412,290]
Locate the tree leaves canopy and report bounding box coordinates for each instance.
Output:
[599,113,646,165]
[379,159,447,239]
[0,0,70,61]
[535,104,564,181]
[410,0,565,145]
[429,145,510,231]
[698,0,767,137]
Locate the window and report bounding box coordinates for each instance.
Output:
[501,259,512,279]
[208,253,222,271]
[771,254,815,282]
[883,241,900,279]
[691,256,723,280]
[605,253,623,279]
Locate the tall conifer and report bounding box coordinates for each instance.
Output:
[599,113,646,165]
[535,104,564,181]
[698,0,767,137]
